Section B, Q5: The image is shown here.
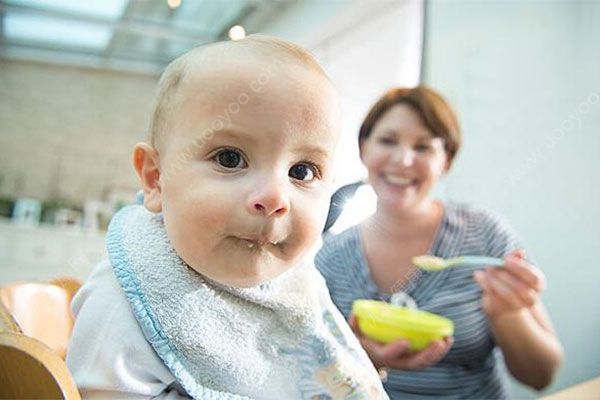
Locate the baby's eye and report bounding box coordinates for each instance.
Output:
[289,163,319,182]
[214,149,246,169]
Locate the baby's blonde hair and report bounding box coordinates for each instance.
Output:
[149,34,329,149]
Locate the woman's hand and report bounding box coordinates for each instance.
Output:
[348,314,453,370]
[473,250,562,389]
[473,249,546,320]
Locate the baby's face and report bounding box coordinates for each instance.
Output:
[156,58,339,287]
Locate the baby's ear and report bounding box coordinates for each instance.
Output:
[133,143,162,212]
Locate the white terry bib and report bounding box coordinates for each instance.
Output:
[106,205,387,399]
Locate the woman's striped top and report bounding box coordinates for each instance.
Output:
[315,202,523,399]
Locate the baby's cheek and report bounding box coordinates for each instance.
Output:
[291,199,328,248]
[161,193,227,263]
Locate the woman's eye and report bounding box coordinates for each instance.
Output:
[215,149,246,169]
[378,137,396,145]
[289,163,318,182]
[415,144,431,152]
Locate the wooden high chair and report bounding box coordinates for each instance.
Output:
[49,277,83,306]
[0,331,81,399]
[0,301,22,334]
[0,282,75,359]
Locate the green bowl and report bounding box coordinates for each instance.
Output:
[352,300,454,351]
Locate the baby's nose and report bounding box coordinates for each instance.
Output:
[246,178,290,217]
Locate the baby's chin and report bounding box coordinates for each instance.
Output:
[185,258,296,289]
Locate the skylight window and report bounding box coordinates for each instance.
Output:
[4,13,113,50]
[9,0,127,20]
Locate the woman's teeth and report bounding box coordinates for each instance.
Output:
[384,174,413,187]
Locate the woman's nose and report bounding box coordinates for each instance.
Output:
[246,176,290,217]
[392,146,415,166]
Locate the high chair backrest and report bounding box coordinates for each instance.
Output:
[0,332,81,399]
[49,277,82,306]
[0,282,73,359]
[0,301,22,334]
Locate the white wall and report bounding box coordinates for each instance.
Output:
[0,218,105,285]
[0,60,156,205]
[424,0,600,396]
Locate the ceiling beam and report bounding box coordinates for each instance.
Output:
[0,40,164,75]
[237,0,297,37]
[103,0,135,58]
[1,35,173,62]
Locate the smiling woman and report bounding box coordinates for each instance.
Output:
[315,86,563,399]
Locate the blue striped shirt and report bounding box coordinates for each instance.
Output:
[315,202,523,399]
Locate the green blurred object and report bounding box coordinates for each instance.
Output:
[40,200,82,225]
[352,300,454,351]
[0,197,14,218]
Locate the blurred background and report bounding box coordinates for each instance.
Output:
[0,0,598,398]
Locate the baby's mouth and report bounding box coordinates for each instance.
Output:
[233,235,282,250]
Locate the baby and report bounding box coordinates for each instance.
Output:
[66,35,387,399]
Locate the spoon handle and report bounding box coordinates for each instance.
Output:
[451,256,505,267]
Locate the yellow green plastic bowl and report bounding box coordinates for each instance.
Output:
[352,300,454,351]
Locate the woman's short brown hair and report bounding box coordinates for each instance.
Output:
[358,86,461,167]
